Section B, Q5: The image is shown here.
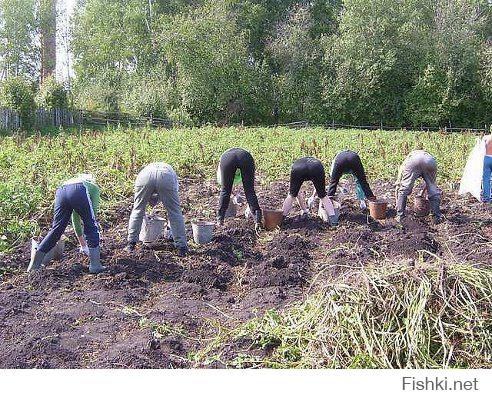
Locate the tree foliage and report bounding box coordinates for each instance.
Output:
[67,0,492,127]
[0,76,36,128]
[36,73,68,109]
[0,0,39,80]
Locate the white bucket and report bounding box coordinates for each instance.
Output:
[191,221,215,245]
[139,215,166,243]
[31,236,65,266]
[318,201,340,223]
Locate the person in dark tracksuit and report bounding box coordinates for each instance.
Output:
[325,150,376,208]
[27,175,106,273]
[282,157,337,224]
[217,148,262,230]
[395,150,442,224]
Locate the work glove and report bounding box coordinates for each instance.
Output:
[233,194,244,205]
[254,222,262,235]
[307,196,316,210]
[79,245,90,256]
[359,200,367,210]
[300,209,309,220]
[244,206,252,219]
[163,224,173,241]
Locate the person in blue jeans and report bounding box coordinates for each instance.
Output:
[27,175,106,273]
[483,135,492,203]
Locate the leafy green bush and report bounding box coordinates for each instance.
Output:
[36,74,69,109]
[0,76,36,130]
[121,73,171,119]
[161,1,272,125]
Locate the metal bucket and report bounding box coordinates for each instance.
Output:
[318,201,340,224]
[263,209,283,231]
[192,221,215,245]
[139,215,166,243]
[369,200,388,220]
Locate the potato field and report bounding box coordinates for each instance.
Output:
[0,126,491,368]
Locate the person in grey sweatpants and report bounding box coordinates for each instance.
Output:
[395,150,442,224]
[127,162,188,256]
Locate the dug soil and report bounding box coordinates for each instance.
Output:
[1,178,491,368]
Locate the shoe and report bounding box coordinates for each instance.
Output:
[88,246,107,274]
[27,250,46,272]
[177,246,188,257]
[126,242,136,252]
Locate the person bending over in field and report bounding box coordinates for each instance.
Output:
[482,134,492,204]
[217,148,262,232]
[127,162,188,256]
[395,150,442,224]
[28,174,106,273]
[282,157,337,225]
[319,150,376,210]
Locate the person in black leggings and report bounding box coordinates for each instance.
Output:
[326,150,376,202]
[282,157,336,223]
[217,148,262,230]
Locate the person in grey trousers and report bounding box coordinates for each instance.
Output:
[126,162,188,256]
[395,150,442,224]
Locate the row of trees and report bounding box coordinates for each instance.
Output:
[70,0,492,128]
[1,0,492,128]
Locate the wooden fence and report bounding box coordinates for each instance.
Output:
[79,110,173,128]
[0,107,82,131]
[0,107,172,132]
[1,106,488,134]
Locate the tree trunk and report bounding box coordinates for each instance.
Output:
[40,0,57,81]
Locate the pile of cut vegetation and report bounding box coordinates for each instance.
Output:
[195,261,492,368]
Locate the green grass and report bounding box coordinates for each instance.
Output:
[0,125,476,252]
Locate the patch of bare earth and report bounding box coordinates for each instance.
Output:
[0,178,491,368]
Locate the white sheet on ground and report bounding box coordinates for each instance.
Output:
[459,138,485,201]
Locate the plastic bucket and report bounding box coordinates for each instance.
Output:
[139,215,166,243]
[192,221,215,245]
[414,196,430,217]
[32,236,65,266]
[263,209,283,231]
[369,200,388,220]
[318,201,340,224]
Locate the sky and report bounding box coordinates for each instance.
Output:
[56,0,76,82]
